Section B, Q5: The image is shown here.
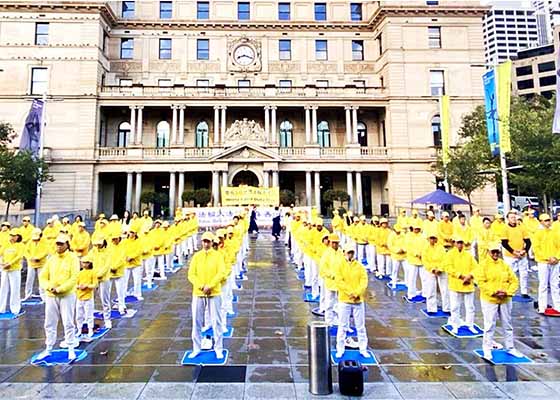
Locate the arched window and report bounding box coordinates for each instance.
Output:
[357,121,367,147]
[279,120,293,148]
[317,120,330,147]
[117,121,131,147]
[195,121,209,148]
[156,121,170,148]
[431,115,442,147]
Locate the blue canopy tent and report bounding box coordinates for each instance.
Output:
[412,189,470,206]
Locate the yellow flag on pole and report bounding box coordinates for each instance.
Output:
[440,95,451,165]
[497,61,512,153]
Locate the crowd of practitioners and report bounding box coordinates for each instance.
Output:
[0,209,201,361]
[287,207,560,360]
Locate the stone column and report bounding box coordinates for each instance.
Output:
[264,106,270,142]
[355,171,363,215]
[314,171,321,211]
[92,171,100,215]
[222,170,228,188]
[177,172,185,209]
[311,106,318,144]
[271,106,277,145]
[305,106,311,144]
[263,171,270,188]
[352,106,359,144]
[305,171,312,206]
[129,106,136,145]
[212,171,220,206]
[220,106,227,142]
[214,106,220,145]
[347,171,353,212]
[136,106,143,144]
[171,105,178,144]
[345,106,352,144]
[178,106,185,145]
[135,172,142,212]
[169,172,176,217]
[272,171,279,188]
[126,172,133,212]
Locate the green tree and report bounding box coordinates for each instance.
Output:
[193,188,211,206]
[279,189,295,206]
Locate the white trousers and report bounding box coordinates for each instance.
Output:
[323,289,338,326]
[143,257,155,288]
[192,234,199,251]
[0,269,21,314]
[481,299,514,352]
[44,293,76,349]
[310,260,319,298]
[537,262,560,312]
[406,263,422,299]
[366,245,376,271]
[155,255,166,278]
[303,254,312,287]
[221,273,234,321]
[504,256,529,295]
[125,266,143,299]
[420,269,449,313]
[25,266,44,300]
[192,295,223,354]
[377,254,391,277]
[318,277,326,312]
[336,302,367,353]
[448,291,475,328]
[391,259,405,287]
[111,276,126,313]
[76,297,94,331]
[356,244,367,265]
[98,279,112,322]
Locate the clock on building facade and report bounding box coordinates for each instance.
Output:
[228,37,262,72]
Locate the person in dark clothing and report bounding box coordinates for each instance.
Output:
[248,205,259,234]
[272,206,281,240]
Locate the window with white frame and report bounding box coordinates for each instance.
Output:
[30,67,48,95]
[429,70,445,96]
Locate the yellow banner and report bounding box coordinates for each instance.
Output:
[221,186,280,206]
[440,95,451,165]
[497,60,512,153]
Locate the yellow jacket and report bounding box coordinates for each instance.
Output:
[25,239,50,269]
[1,242,25,271]
[354,223,370,244]
[332,215,344,232]
[130,217,143,234]
[336,258,368,304]
[91,226,108,244]
[188,248,226,297]
[523,217,540,238]
[422,218,439,239]
[76,268,98,301]
[107,241,126,278]
[474,257,518,304]
[107,221,123,238]
[42,225,59,244]
[140,233,154,259]
[70,230,91,257]
[421,243,446,273]
[90,246,111,282]
[491,220,507,240]
[39,250,80,297]
[319,246,344,291]
[388,231,407,261]
[470,215,483,238]
[533,227,560,264]
[375,227,391,255]
[438,220,454,247]
[18,224,34,244]
[444,248,478,293]
[122,237,143,268]
[405,232,425,266]
[150,228,167,256]
[453,224,474,249]
[476,227,496,260]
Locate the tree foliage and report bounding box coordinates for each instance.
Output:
[323,189,350,203]
[279,189,295,206]
[140,191,168,207]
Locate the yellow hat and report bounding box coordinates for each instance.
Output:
[315,218,324,226]
[110,233,121,240]
[442,212,450,218]
[81,254,94,264]
[412,223,422,230]
[201,231,214,242]
[92,237,105,245]
[452,235,464,243]
[380,217,388,224]
[62,217,70,224]
[216,228,226,238]
[328,233,340,242]
[412,209,419,216]
[489,242,502,251]
[372,216,379,222]
[343,244,356,253]
[494,213,504,220]
[393,224,402,233]
[55,233,70,244]
[162,221,170,228]
[22,216,31,222]
[110,214,119,221]
[98,213,106,219]
[9,228,20,236]
[400,209,406,214]
[427,211,435,217]
[100,219,108,225]
[353,216,359,222]
[78,222,86,227]
[359,215,366,221]
[226,226,234,234]
[31,228,42,240]
[128,228,137,235]
[333,209,339,215]
[539,213,552,221]
[59,227,69,233]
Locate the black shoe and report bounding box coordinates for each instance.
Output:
[522,294,531,299]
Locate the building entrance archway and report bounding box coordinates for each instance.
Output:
[231,170,260,187]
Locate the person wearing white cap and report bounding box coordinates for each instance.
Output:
[24,228,49,301]
[0,230,25,315]
[501,211,531,299]
[533,214,560,315]
[375,218,392,278]
[122,229,144,300]
[319,233,343,326]
[37,234,80,361]
[90,237,113,328]
[388,224,407,289]
[421,233,449,314]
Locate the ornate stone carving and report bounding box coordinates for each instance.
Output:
[188,62,221,73]
[269,62,300,73]
[344,63,375,74]
[224,119,266,145]
[227,36,262,73]
[225,148,264,160]
[111,61,142,73]
[307,62,337,74]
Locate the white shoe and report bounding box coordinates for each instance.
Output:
[67,348,77,361]
[87,329,94,338]
[188,350,201,359]
[201,338,213,350]
[492,341,504,350]
[467,326,479,335]
[59,340,69,349]
[483,350,493,360]
[335,351,344,358]
[507,348,524,358]
[137,296,144,301]
[35,349,52,361]
[215,349,224,359]
[359,350,370,358]
[105,320,112,329]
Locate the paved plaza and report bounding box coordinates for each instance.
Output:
[0,234,560,399]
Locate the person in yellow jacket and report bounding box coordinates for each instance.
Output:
[444,236,479,334]
[453,214,474,252]
[501,211,531,299]
[123,229,144,301]
[0,222,11,250]
[532,214,560,315]
[94,213,106,232]
[355,216,370,268]
[92,218,108,243]
[70,222,90,258]
[107,234,127,315]
[36,234,80,361]
[422,211,439,239]
[90,237,113,328]
[404,223,425,301]
[474,242,522,360]
[490,214,507,239]
[18,216,34,245]
[42,219,59,251]
[70,215,84,239]
[388,225,407,289]
[476,217,495,262]
[375,218,392,278]
[421,234,449,314]
[187,231,226,359]
[335,243,369,359]
[150,220,167,280]
[319,233,343,326]
[470,208,484,239]
[0,230,25,316]
[331,210,344,246]
[316,229,331,314]
[396,209,409,232]
[162,221,174,275]
[438,212,454,250]
[217,228,235,322]
[75,254,98,338]
[140,210,154,234]
[24,228,50,301]
[107,214,122,238]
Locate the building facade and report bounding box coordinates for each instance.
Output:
[513,42,557,97]
[0,0,496,218]
[532,0,560,44]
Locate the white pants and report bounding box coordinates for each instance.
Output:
[221,273,234,321]
[504,256,529,295]
[98,280,112,322]
[391,259,405,286]
[481,299,514,352]
[406,264,422,299]
[125,266,143,299]
[448,291,475,328]
[303,254,312,287]
[0,269,21,314]
[112,276,126,313]
[143,257,155,288]
[537,263,560,312]
[356,244,367,265]
[310,260,319,298]
[336,302,367,353]
[155,255,166,278]
[25,266,44,300]
[366,245,376,271]
[323,289,338,326]
[44,293,76,349]
[192,295,223,354]
[76,297,94,331]
[192,234,199,251]
[377,254,391,277]
[420,269,449,313]
[318,277,326,312]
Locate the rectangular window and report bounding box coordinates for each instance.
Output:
[428,26,441,48]
[122,1,135,18]
[352,40,364,61]
[159,38,172,59]
[516,65,533,76]
[35,22,49,45]
[120,38,134,59]
[540,75,556,86]
[279,39,291,60]
[197,79,210,93]
[315,39,328,61]
[160,1,172,19]
[316,79,328,93]
[119,79,133,86]
[197,39,209,60]
[350,3,362,21]
[103,32,108,54]
[279,2,290,20]
[158,79,172,87]
[314,3,326,21]
[30,67,48,95]
[238,79,250,93]
[517,79,534,90]
[197,1,209,19]
[426,0,439,5]
[430,70,445,96]
[377,33,383,55]
[279,79,292,93]
[238,2,250,20]
[538,61,555,73]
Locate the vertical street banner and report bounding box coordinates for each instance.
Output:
[19,99,44,157]
[496,61,512,153]
[483,69,500,157]
[439,95,451,165]
[553,49,560,133]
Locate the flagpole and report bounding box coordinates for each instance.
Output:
[33,92,47,226]
[500,149,510,214]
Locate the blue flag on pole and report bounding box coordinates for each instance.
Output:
[19,99,43,157]
[483,69,500,157]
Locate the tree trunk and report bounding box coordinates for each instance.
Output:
[467,193,473,215]
[4,201,10,220]
[543,193,549,214]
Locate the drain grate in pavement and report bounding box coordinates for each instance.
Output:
[196,366,247,383]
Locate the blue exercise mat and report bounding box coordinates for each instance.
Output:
[232,294,239,303]
[311,307,324,317]
[421,308,451,318]
[30,349,87,366]
[0,310,25,320]
[227,309,237,318]
[202,326,234,338]
[302,285,311,291]
[442,323,483,338]
[93,309,137,320]
[78,327,110,343]
[181,350,229,366]
[297,272,305,281]
[236,274,248,281]
[329,325,358,337]
[473,349,533,365]
[403,295,426,304]
[235,283,243,290]
[22,297,44,306]
[361,258,368,266]
[141,283,159,291]
[331,349,377,365]
[386,282,407,291]
[304,293,320,303]
[512,295,533,303]
[112,295,140,304]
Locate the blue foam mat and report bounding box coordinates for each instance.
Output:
[201,326,234,338]
[297,272,305,281]
[386,282,407,291]
[236,275,248,281]
[22,297,44,306]
[78,327,110,342]
[421,308,451,318]
[227,310,237,318]
[375,275,392,281]
[0,310,25,320]
[473,349,533,364]
[331,349,377,365]
[181,350,228,365]
[442,324,483,338]
[329,325,358,337]
[512,295,533,303]
[403,295,426,304]
[30,349,87,366]
[232,294,239,303]
[235,284,243,290]
[304,293,320,303]
[112,295,141,304]
[93,309,137,320]
[141,283,159,291]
